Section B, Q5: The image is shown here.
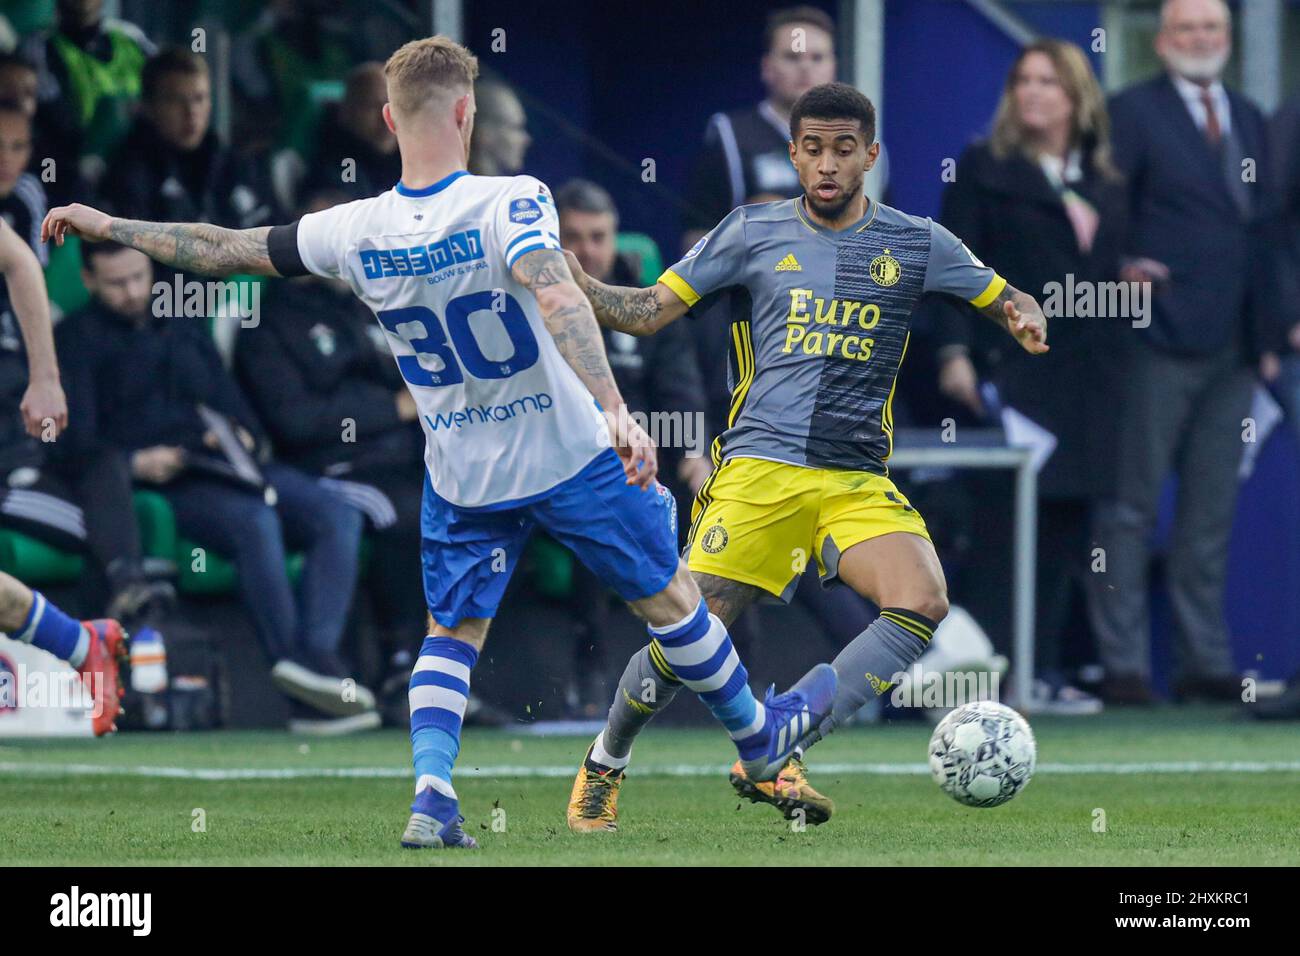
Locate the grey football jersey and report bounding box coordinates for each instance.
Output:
[661,197,1004,472]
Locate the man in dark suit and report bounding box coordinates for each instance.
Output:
[1091,0,1278,703]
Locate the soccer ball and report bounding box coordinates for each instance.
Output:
[928,701,1036,808]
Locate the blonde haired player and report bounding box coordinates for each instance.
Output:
[43,36,836,848]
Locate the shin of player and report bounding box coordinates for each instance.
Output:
[626,566,804,769]
[402,616,483,850]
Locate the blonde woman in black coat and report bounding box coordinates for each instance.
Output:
[922,39,1126,711]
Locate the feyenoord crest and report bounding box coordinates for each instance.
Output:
[870,249,901,287]
[700,523,729,554]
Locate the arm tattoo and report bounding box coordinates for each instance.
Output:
[976,282,1026,330]
[584,278,666,335]
[511,247,569,289]
[545,302,617,382]
[108,219,275,276]
[695,572,765,628]
[512,249,621,406]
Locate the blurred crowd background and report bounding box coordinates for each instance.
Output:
[0,0,1298,733]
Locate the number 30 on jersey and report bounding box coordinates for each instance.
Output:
[377,290,539,387]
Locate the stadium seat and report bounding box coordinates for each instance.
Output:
[175,535,307,596]
[0,529,83,583]
[43,234,92,317]
[0,490,180,584]
[131,489,176,557]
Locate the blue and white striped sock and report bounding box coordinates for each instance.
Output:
[649,600,767,760]
[13,591,88,666]
[409,635,478,802]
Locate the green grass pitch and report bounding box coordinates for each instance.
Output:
[2,705,1298,866]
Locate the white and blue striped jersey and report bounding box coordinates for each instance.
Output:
[269,171,608,510]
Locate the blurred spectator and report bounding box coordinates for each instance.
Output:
[234,190,425,715]
[468,79,531,177]
[58,240,376,733]
[230,0,357,155]
[0,52,38,119]
[300,62,399,202]
[558,179,710,496]
[100,48,276,232]
[0,101,46,265]
[556,178,709,714]
[1091,0,1275,704]
[20,0,154,200]
[919,40,1125,713]
[0,52,83,211]
[682,5,836,244]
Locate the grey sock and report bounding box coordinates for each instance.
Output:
[597,642,683,762]
[799,607,935,751]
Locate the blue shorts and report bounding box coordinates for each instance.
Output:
[421,449,680,628]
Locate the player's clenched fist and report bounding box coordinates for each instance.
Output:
[41,203,114,246]
[20,378,67,438]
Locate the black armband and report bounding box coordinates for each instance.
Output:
[267,221,307,277]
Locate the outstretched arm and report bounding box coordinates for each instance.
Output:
[511,248,657,488]
[562,250,689,336]
[41,203,280,277]
[977,281,1049,355]
[0,220,66,436]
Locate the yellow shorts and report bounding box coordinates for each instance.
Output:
[685,456,930,601]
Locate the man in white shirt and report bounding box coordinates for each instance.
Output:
[41,35,835,850]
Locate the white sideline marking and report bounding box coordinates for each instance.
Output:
[2,760,1299,781]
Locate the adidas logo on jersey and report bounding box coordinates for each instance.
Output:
[774,253,802,272]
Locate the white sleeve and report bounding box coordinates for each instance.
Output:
[496,177,562,270]
[294,202,357,278]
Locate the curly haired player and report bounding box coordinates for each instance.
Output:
[563,82,1048,830]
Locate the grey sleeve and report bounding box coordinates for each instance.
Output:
[659,206,747,307]
[923,219,1006,305]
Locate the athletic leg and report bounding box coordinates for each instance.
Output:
[591,570,762,771]
[401,477,531,849]
[800,530,948,750]
[402,614,490,850]
[547,452,834,831]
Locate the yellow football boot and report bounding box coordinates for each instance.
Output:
[729,755,834,825]
[567,749,624,833]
